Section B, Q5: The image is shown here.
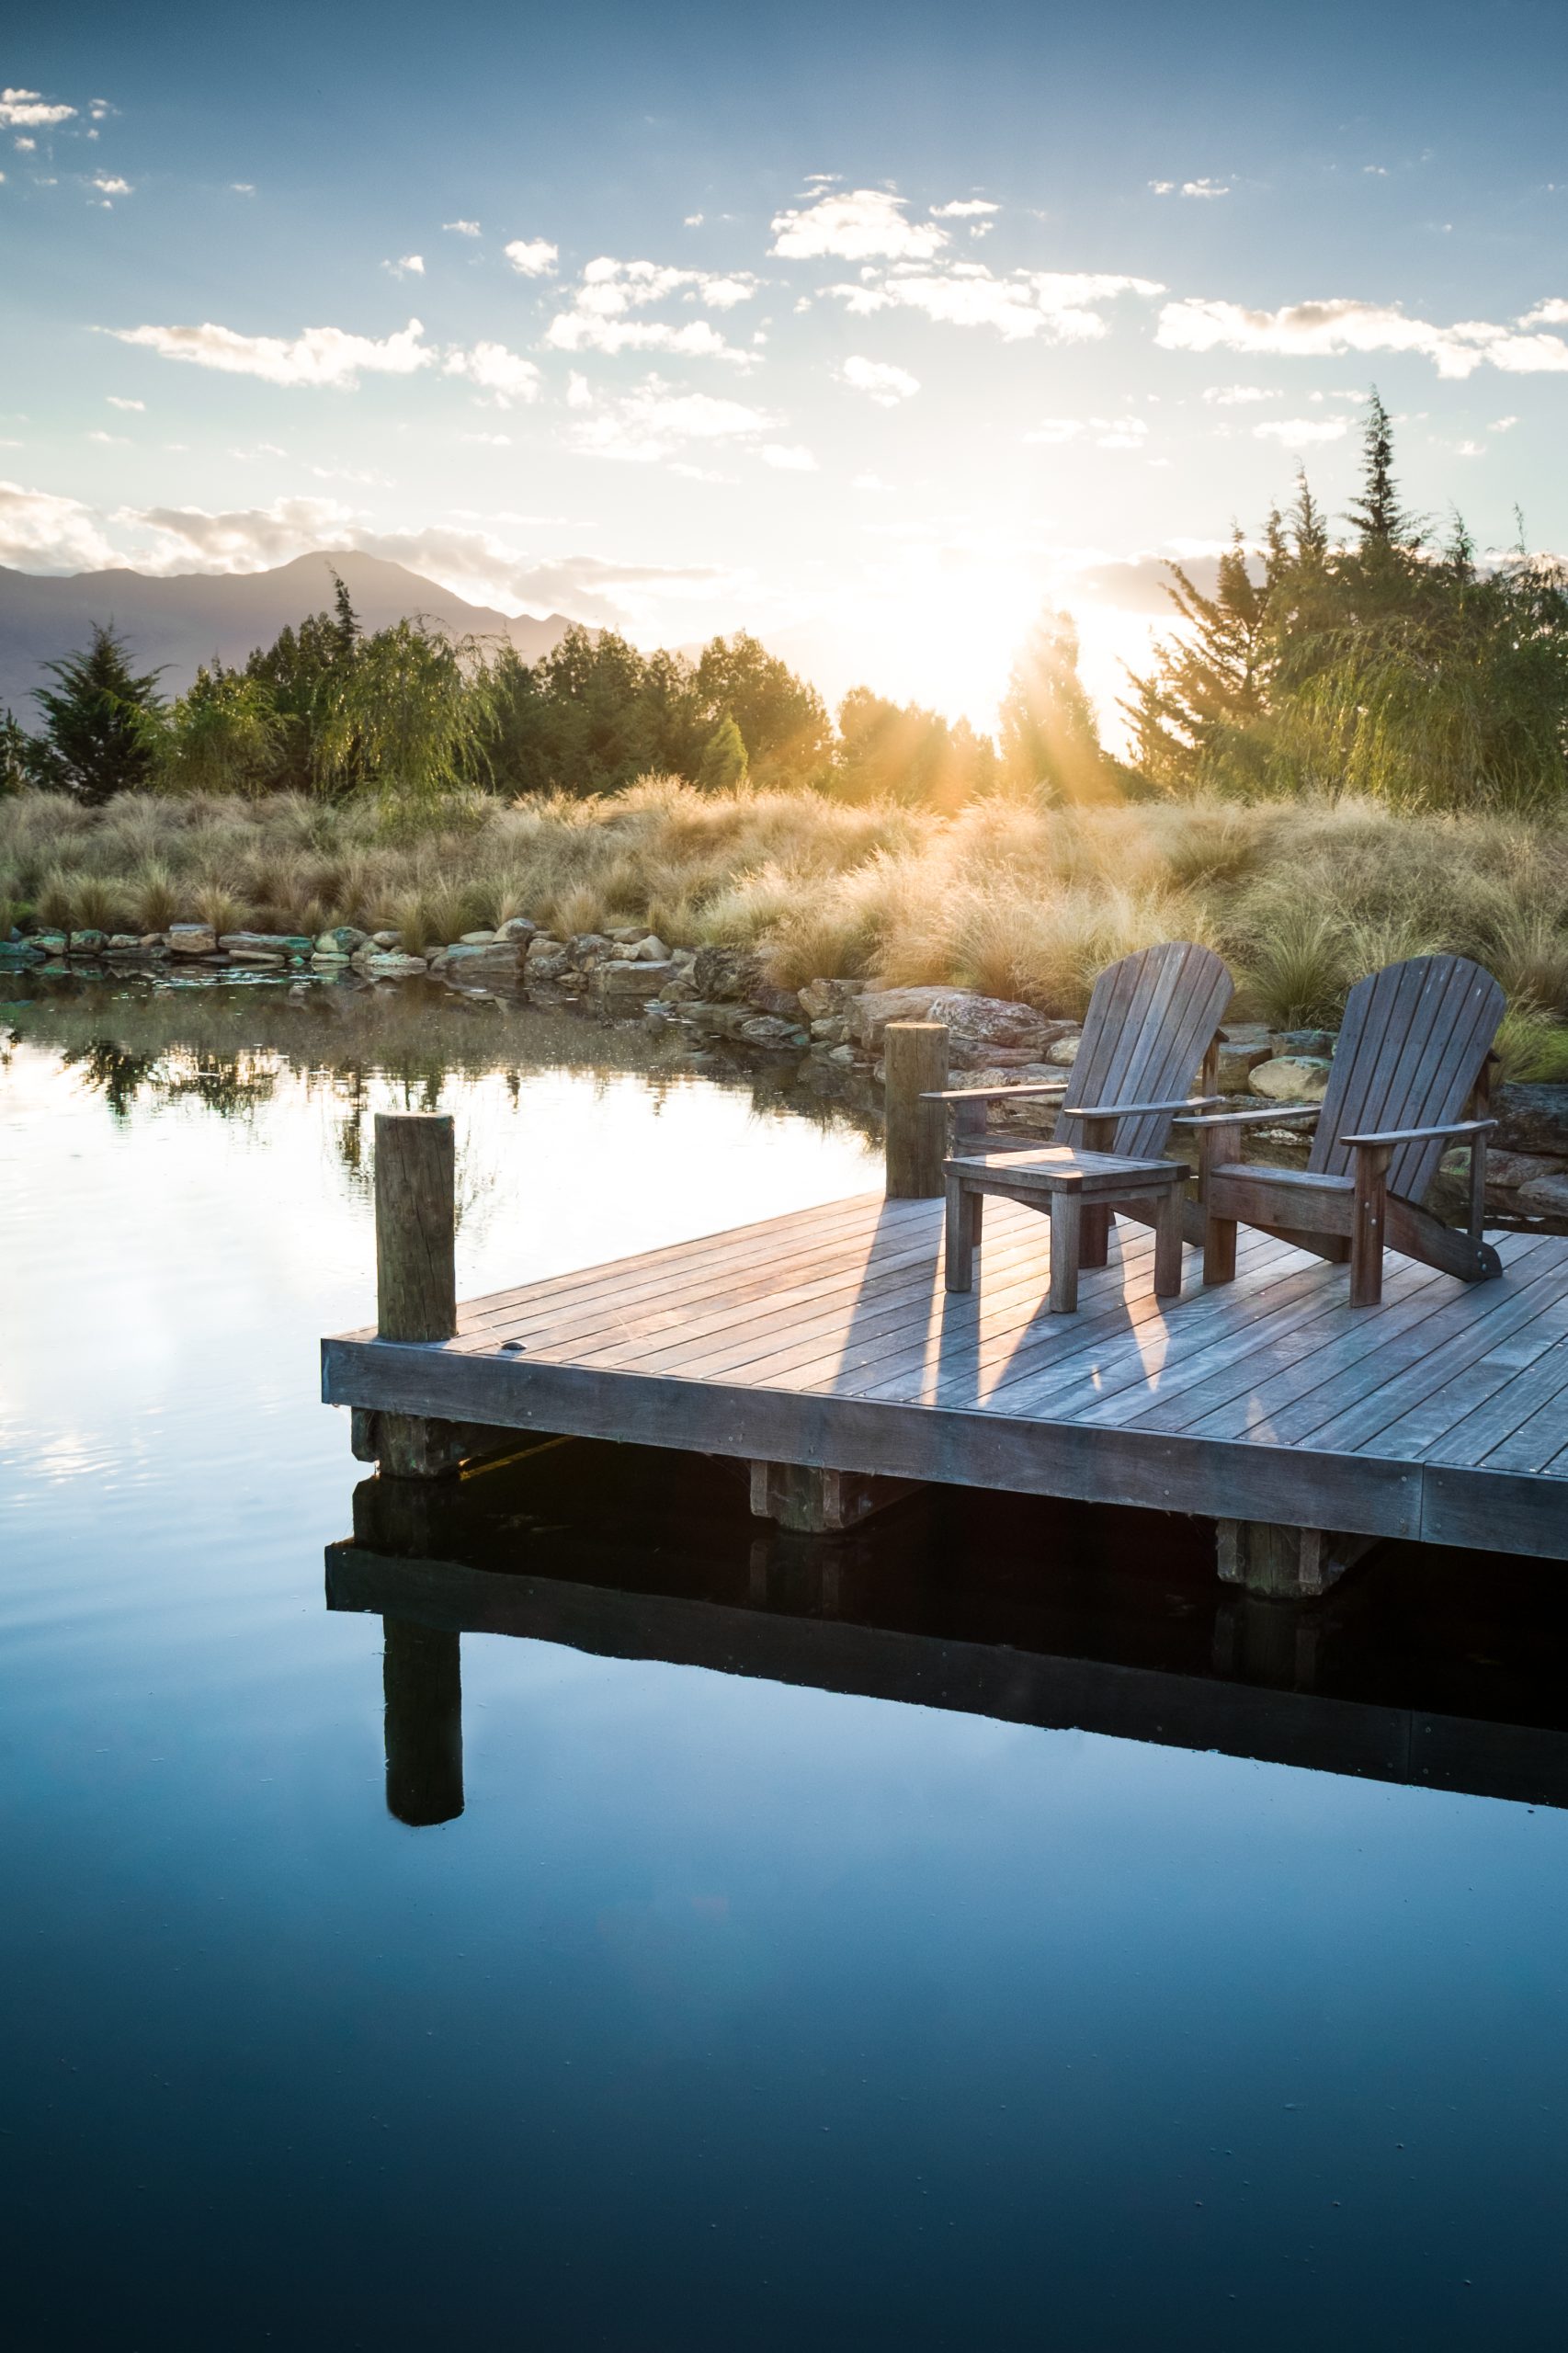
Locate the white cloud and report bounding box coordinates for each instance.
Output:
[684,211,704,227]
[1455,439,1485,458]
[90,174,131,197]
[838,355,920,404]
[86,429,129,444]
[852,472,891,492]
[107,395,144,411]
[230,182,255,194]
[770,187,949,262]
[826,262,1163,344]
[566,374,775,462]
[0,88,75,128]
[1158,294,1568,379]
[460,430,512,445]
[1490,415,1519,432]
[1202,384,1278,404]
[0,480,119,569]
[504,237,559,277]
[565,371,593,409]
[1025,415,1149,449]
[1253,415,1351,446]
[931,199,999,218]
[442,340,541,405]
[444,219,481,236]
[1184,178,1230,199]
[1519,298,1568,326]
[15,136,35,151]
[543,256,758,361]
[761,443,817,471]
[105,316,436,389]
[384,254,425,278]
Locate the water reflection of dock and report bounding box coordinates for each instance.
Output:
[328,1446,1568,1823]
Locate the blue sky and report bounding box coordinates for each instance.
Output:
[5,0,1568,723]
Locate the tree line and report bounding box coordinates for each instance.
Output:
[5,398,1565,813]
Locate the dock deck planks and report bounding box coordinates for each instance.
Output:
[323,1195,1568,1558]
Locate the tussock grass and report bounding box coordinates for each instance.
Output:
[6,784,1568,1032]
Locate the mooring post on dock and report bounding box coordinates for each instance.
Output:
[375,1111,457,1343]
[382,1617,463,1825]
[883,1020,949,1199]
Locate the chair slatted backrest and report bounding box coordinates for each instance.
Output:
[1310,954,1506,1205]
[1056,942,1233,1161]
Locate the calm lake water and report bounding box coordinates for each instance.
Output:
[3,976,1566,2350]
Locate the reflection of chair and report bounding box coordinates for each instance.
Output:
[929,942,1233,1312]
[1180,954,1505,1308]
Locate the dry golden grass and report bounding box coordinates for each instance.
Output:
[6,785,1568,1048]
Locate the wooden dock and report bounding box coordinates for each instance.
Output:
[323,1185,1568,1576]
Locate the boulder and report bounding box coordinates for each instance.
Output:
[1270,1029,1337,1058]
[1219,1022,1273,1049]
[1216,1041,1274,1092]
[685,1001,753,1040]
[1466,1149,1564,1193]
[524,934,563,961]
[1045,1032,1082,1067]
[496,916,537,944]
[851,983,970,1048]
[316,926,369,957]
[352,949,428,979]
[165,924,217,957]
[693,945,765,1003]
[1517,1171,1568,1218]
[444,940,522,973]
[565,932,611,970]
[654,972,699,1003]
[1248,1054,1333,1104]
[370,930,402,949]
[106,934,143,951]
[68,929,108,955]
[1494,1085,1568,1157]
[220,931,313,957]
[633,934,670,963]
[748,982,802,1018]
[525,950,573,983]
[32,931,67,953]
[810,1016,849,1045]
[592,959,677,1001]
[798,976,867,1021]
[0,941,45,967]
[738,1014,809,1050]
[458,929,497,945]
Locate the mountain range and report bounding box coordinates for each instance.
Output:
[0,551,575,716]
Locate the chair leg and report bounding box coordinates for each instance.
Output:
[1080,1202,1110,1268]
[1049,1189,1082,1313]
[945,1177,977,1292]
[1203,1211,1238,1286]
[1153,1186,1184,1298]
[1350,1145,1391,1308]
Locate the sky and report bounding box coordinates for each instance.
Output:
[5,0,1568,733]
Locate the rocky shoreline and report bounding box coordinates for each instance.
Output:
[6,915,1568,1222]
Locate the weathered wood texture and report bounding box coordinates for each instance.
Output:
[324,1192,1568,1560]
[749,1460,925,1533]
[1198,956,1506,1305]
[883,1021,949,1198]
[374,1112,457,1342]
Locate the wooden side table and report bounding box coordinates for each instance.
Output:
[944,1144,1188,1313]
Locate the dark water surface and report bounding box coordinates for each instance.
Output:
[3,981,1566,2350]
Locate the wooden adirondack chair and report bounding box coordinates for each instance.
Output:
[927,941,1234,1311]
[1179,953,1505,1308]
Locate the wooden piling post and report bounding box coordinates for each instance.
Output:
[884,1021,949,1199]
[382,1619,463,1825]
[375,1111,457,1342]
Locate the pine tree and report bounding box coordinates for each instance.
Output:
[1346,389,1411,551]
[331,570,361,661]
[697,712,748,792]
[999,609,1113,801]
[1121,531,1275,793]
[31,625,165,804]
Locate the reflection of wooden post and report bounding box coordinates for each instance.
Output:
[884,1021,949,1199]
[376,1112,456,1341]
[383,1619,463,1825]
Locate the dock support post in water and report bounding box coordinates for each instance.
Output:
[382,1618,463,1825]
[1217,1519,1380,1601]
[362,1111,475,1478]
[749,1460,924,1535]
[884,1020,949,1199]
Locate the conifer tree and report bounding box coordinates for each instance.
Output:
[31,625,165,804]
[697,712,748,792]
[1000,609,1113,801]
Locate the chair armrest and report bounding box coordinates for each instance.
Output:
[1174,1104,1323,1131]
[1067,1093,1226,1121]
[921,1083,1069,1105]
[1339,1119,1497,1148]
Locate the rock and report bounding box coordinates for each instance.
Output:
[524,934,563,960]
[799,977,854,1021]
[1219,1022,1273,1049]
[850,983,970,1048]
[1460,1148,1564,1193]
[634,934,670,963]
[685,1001,753,1040]
[826,1043,859,1066]
[444,940,521,972]
[1494,1085,1568,1157]
[607,924,645,943]
[220,931,312,957]
[68,928,108,955]
[565,932,611,970]
[1270,1029,1337,1058]
[32,931,67,954]
[748,982,802,1018]
[458,929,497,945]
[671,947,698,969]
[525,950,572,983]
[1046,1032,1082,1066]
[654,972,699,1003]
[370,929,402,949]
[810,1016,849,1045]
[165,924,217,957]
[106,934,143,952]
[592,959,677,1002]
[316,926,369,957]
[0,941,45,967]
[1216,1041,1274,1092]
[693,945,764,1003]
[495,916,537,943]
[352,949,428,978]
[928,992,1056,1057]
[139,934,168,951]
[737,1014,808,1050]
[1517,1171,1568,1218]
[1249,1054,1333,1103]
